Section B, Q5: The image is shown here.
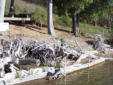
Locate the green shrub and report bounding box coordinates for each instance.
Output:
[56,15,72,27]
[16,72,20,78]
[32,8,47,25]
[55,61,63,68]
[15,6,28,13]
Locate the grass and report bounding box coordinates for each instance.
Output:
[32,8,47,25]
[55,22,110,37]
[79,23,110,37]
[16,72,20,78]
[5,0,45,14]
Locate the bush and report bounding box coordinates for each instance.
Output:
[15,6,28,13]
[55,61,63,68]
[56,15,72,27]
[32,8,47,25]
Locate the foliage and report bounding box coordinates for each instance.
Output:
[15,6,28,13]
[54,0,94,15]
[32,8,47,25]
[53,0,95,36]
[55,61,63,68]
[81,0,113,23]
[56,15,72,27]
[5,0,112,37]
[16,72,20,78]
[55,22,110,37]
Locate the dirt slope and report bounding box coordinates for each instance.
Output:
[0,24,94,51]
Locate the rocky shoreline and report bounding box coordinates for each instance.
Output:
[0,34,112,85]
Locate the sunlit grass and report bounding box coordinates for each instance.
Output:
[55,22,110,37]
[80,23,110,37]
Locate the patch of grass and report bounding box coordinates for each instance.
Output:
[79,23,110,37]
[53,14,110,37]
[54,22,110,37]
[16,72,20,78]
[55,62,63,68]
[15,6,28,13]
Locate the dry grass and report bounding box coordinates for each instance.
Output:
[5,0,46,14]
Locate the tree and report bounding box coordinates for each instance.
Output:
[48,0,56,36]
[54,0,94,37]
[81,0,113,26]
[9,0,15,17]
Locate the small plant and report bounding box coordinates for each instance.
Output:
[60,37,64,41]
[15,6,28,13]
[32,8,47,25]
[56,15,72,27]
[55,61,63,68]
[16,72,20,78]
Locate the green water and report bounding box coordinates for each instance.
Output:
[19,60,113,85]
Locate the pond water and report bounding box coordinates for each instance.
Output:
[18,60,113,85]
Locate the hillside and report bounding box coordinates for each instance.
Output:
[5,0,111,38]
[5,0,46,14]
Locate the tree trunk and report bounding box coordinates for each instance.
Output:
[93,20,97,26]
[108,16,112,31]
[72,11,80,37]
[9,0,15,17]
[48,0,56,37]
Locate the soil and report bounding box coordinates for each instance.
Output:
[0,24,94,52]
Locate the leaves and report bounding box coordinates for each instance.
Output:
[32,8,47,24]
[81,0,113,23]
[54,0,94,15]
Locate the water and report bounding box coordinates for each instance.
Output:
[18,60,113,85]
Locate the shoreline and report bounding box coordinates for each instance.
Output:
[5,57,105,85]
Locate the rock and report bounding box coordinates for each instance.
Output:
[93,34,111,53]
[4,64,12,73]
[0,80,6,85]
[46,69,64,80]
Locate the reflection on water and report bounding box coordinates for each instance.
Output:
[18,61,113,85]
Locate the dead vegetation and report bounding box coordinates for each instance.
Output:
[0,34,81,67]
